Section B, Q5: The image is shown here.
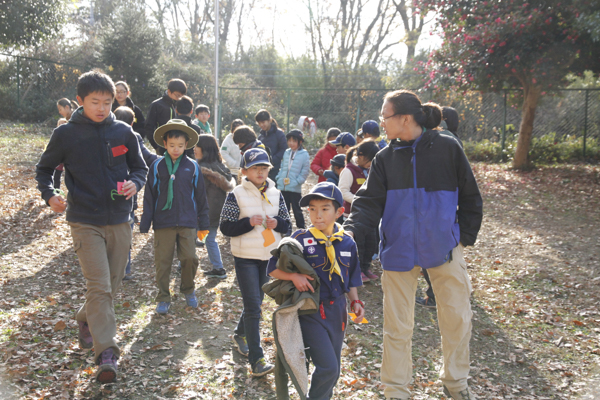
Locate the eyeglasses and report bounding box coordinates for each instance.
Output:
[116,90,128,95]
[379,113,399,123]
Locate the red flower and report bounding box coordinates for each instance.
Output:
[499,41,506,46]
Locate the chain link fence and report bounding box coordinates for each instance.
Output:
[218,87,600,158]
[1,54,598,160]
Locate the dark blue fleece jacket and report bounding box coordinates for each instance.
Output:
[36,108,148,226]
[140,155,210,233]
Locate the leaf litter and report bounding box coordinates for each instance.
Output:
[0,124,599,399]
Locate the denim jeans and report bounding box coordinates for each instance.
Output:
[205,227,223,270]
[233,257,270,366]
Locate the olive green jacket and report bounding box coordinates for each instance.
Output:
[262,237,321,400]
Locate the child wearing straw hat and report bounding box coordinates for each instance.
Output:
[140,119,210,315]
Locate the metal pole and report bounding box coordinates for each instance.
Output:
[583,89,589,159]
[218,87,223,142]
[502,90,507,162]
[16,56,20,107]
[286,89,290,132]
[213,0,220,140]
[355,90,361,133]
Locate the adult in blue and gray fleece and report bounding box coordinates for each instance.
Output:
[343,90,482,400]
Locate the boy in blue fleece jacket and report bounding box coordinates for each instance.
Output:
[140,120,210,315]
[35,71,148,384]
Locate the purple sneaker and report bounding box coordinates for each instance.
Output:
[78,321,93,349]
[95,348,118,383]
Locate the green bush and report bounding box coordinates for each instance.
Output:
[464,132,600,164]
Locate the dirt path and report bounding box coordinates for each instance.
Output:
[0,123,599,399]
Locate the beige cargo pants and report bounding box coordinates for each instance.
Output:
[70,221,132,361]
[381,244,473,399]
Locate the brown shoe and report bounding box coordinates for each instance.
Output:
[443,385,476,400]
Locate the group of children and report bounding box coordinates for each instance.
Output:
[41,71,480,400]
[41,70,369,399]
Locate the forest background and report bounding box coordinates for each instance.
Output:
[1,0,600,167]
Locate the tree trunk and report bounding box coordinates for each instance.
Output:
[512,84,541,169]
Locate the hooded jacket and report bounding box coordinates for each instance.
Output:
[275,148,310,193]
[36,108,148,226]
[139,155,210,233]
[343,129,482,271]
[263,238,320,400]
[112,97,146,136]
[258,122,287,179]
[144,91,177,151]
[198,160,235,227]
[310,144,338,183]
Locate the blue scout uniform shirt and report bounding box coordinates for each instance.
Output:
[267,225,363,299]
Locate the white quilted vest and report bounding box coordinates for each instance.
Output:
[230,177,282,260]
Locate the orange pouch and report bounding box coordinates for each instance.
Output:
[262,229,276,247]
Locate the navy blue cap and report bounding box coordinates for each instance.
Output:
[330,154,346,168]
[299,182,344,208]
[241,148,272,169]
[361,120,380,137]
[329,132,356,147]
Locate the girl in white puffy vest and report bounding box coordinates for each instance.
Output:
[219,147,291,377]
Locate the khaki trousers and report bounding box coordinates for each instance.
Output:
[70,221,132,361]
[154,227,198,302]
[381,244,473,399]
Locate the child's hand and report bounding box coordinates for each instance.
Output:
[265,216,277,229]
[49,195,67,213]
[352,301,365,323]
[249,215,264,226]
[318,169,324,177]
[291,274,315,293]
[122,180,137,200]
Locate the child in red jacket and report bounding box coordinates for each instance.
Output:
[310,128,340,183]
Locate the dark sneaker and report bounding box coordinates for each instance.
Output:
[122,273,134,281]
[204,268,227,279]
[232,335,249,357]
[185,292,198,308]
[155,301,171,314]
[195,239,205,247]
[95,348,118,383]
[251,357,274,377]
[443,385,476,400]
[416,296,437,308]
[78,321,93,349]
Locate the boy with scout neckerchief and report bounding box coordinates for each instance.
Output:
[266,182,364,399]
[140,119,210,315]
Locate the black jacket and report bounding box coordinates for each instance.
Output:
[36,108,148,226]
[198,160,235,227]
[344,129,483,270]
[258,122,287,179]
[144,91,177,152]
[112,97,146,136]
[140,155,210,233]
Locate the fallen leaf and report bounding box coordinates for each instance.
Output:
[54,321,67,331]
